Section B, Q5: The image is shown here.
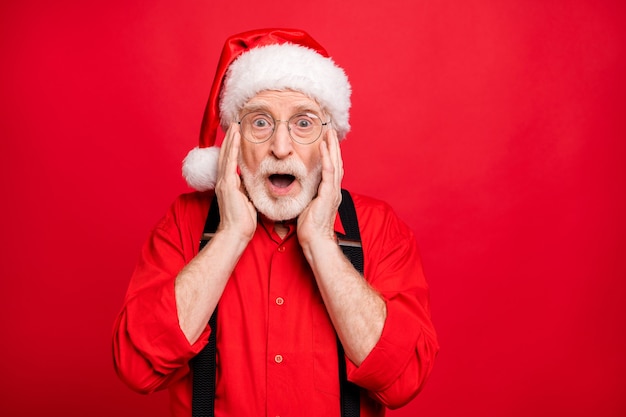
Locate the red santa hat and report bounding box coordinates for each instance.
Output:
[182,28,352,191]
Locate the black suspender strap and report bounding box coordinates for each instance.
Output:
[191,196,220,417]
[191,189,362,416]
[335,189,363,417]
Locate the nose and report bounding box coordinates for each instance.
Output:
[270,120,293,159]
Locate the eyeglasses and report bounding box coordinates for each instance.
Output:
[238,111,331,145]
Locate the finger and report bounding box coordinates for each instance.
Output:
[319,135,333,181]
[217,124,233,174]
[227,126,241,172]
[331,129,343,182]
[324,129,343,187]
[218,123,240,177]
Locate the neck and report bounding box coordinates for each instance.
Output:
[273,221,290,239]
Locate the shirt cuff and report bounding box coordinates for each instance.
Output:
[126,279,211,374]
[346,297,419,392]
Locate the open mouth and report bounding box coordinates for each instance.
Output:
[269,174,296,189]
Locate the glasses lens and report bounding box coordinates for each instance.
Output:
[241,112,274,143]
[288,113,323,144]
[239,112,325,144]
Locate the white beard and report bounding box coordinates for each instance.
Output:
[239,156,322,221]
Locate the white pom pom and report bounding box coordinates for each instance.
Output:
[182,146,220,191]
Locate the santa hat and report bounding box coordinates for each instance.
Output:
[182,28,352,191]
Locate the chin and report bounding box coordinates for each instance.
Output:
[240,162,321,222]
[245,186,309,221]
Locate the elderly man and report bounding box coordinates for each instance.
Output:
[113,28,438,417]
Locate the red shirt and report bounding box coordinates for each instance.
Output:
[113,191,438,417]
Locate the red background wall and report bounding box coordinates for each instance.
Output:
[1,1,625,416]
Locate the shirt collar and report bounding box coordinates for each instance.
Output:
[258,212,346,241]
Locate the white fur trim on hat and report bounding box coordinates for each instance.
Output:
[182,146,220,192]
[220,43,352,140]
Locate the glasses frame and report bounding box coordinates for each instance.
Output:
[237,111,331,145]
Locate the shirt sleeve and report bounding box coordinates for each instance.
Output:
[345,196,439,409]
[112,193,212,394]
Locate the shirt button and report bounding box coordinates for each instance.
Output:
[277,246,286,252]
[275,297,284,306]
[274,354,283,364]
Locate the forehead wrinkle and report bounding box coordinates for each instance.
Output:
[240,97,323,118]
[240,99,272,113]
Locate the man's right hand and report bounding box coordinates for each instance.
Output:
[175,124,257,344]
[214,123,257,243]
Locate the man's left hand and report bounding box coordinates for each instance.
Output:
[297,128,343,247]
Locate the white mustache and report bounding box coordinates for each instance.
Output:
[257,158,307,179]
